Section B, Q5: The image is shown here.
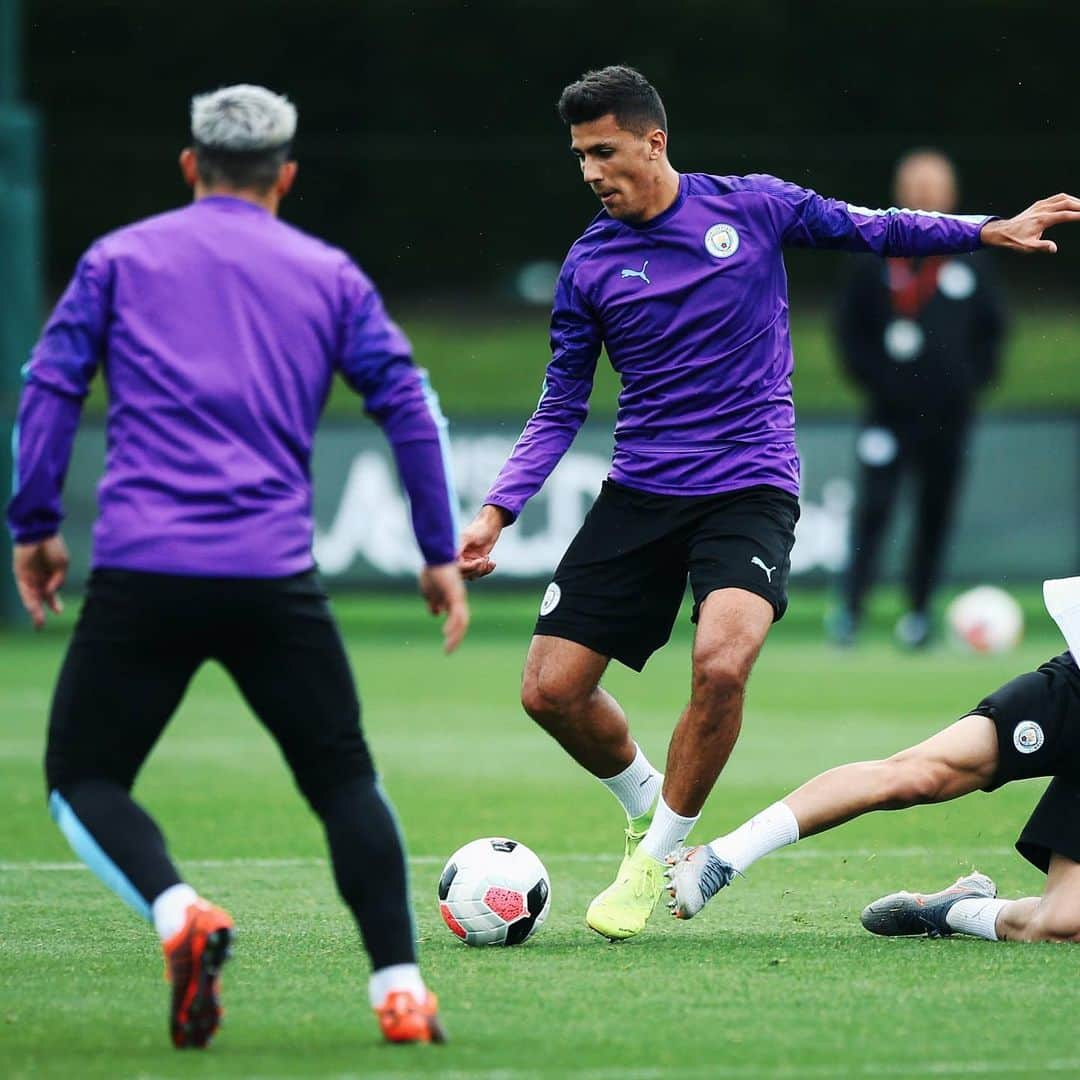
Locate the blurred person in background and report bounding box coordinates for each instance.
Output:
[830,150,1008,649]
[6,85,463,1048]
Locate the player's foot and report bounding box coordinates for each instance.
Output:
[895,611,931,649]
[375,989,447,1044]
[860,871,997,938]
[586,845,666,941]
[163,899,234,1049]
[664,844,738,920]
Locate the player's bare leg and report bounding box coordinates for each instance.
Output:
[786,712,998,836]
[995,854,1080,942]
[521,635,671,938]
[521,632,662,860]
[663,588,774,816]
[521,635,631,776]
[585,589,772,939]
[668,713,1000,919]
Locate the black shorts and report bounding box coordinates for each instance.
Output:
[973,652,1080,872]
[533,481,799,671]
[45,568,373,810]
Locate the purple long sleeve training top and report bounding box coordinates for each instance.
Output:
[7,195,458,575]
[485,173,992,519]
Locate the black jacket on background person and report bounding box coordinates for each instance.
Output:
[831,251,1009,646]
[836,252,1007,420]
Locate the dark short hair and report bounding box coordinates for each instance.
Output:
[557,66,667,135]
[192,141,292,192]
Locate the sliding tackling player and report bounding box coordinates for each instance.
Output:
[668,578,1080,945]
[458,65,1080,941]
[8,85,464,1047]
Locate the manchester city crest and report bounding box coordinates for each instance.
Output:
[539,582,561,616]
[704,223,740,259]
[1013,720,1044,755]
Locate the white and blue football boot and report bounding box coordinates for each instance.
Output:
[664,844,739,920]
[860,871,997,938]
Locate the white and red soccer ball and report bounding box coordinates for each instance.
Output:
[438,837,551,946]
[946,585,1024,654]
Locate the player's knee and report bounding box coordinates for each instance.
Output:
[44,752,126,802]
[519,674,548,720]
[306,770,376,822]
[691,652,749,708]
[520,668,587,725]
[291,735,375,815]
[1026,906,1080,943]
[45,740,87,795]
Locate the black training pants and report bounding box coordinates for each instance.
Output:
[844,412,970,618]
[45,568,415,970]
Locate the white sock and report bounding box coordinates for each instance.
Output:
[1044,576,1080,662]
[639,796,698,861]
[369,963,426,1007]
[709,801,800,874]
[599,743,662,822]
[945,897,1009,941]
[152,883,198,942]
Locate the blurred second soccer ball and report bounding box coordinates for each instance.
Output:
[946,586,1024,654]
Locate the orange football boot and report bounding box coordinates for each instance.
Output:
[374,989,447,1044]
[162,899,234,1049]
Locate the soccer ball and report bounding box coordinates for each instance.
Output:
[946,585,1024,654]
[437,837,551,946]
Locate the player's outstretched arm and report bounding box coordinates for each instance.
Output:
[12,535,70,630]
[458,504,512,581]
[419,562,470,654]
[774,176,1080,258]
[980,193,1080,254]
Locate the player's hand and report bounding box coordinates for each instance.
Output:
[458,504,510,581]
[12,535,70,631]
[980,193,1080,254]
[419,562,470,654]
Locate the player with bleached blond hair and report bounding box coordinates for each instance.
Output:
[8,84,462,1048]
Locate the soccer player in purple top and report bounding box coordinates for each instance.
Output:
[7,85,462,1046]
[457,65,1080,941]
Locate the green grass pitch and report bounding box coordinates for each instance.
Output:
[2,587,1078,1078]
